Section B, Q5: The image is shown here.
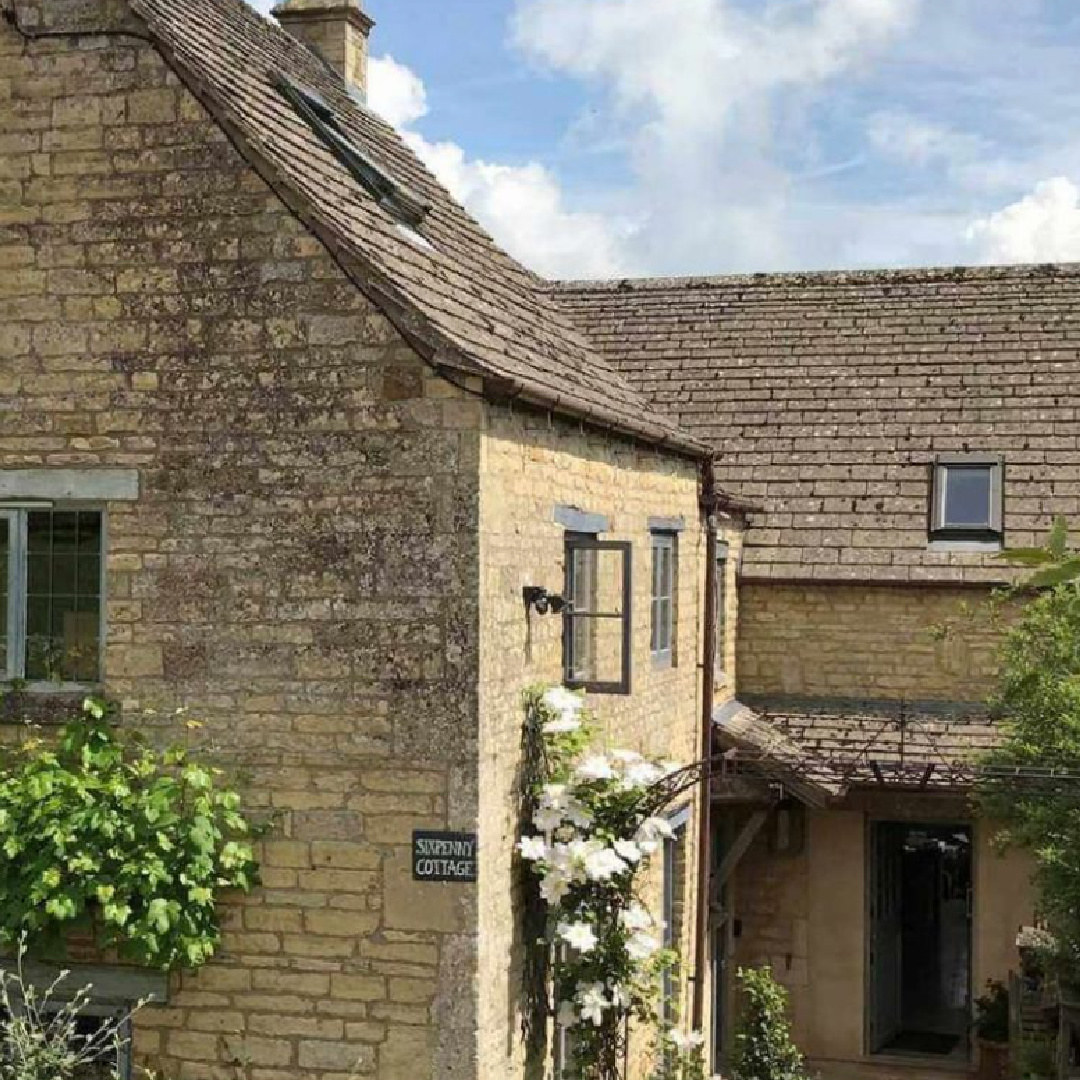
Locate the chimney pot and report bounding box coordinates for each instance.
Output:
[272,0,374,96]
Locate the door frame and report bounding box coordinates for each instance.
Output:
[864,817,974,1060]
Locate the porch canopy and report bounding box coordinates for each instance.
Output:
[711,697,1003,807]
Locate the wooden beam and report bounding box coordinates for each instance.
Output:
[715,809,768,888]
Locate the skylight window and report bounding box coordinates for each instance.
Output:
[930,455,1004,543]
[274,74,430,233]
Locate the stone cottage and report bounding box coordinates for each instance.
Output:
[0,0,742,1077]
[556,267,1080,1080]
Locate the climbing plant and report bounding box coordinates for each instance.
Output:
[0,698,265,971]
[518,685,705,1080]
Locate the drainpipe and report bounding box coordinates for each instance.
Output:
[691,458,719,1034]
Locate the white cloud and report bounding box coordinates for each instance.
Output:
[257,0,1080,274]
[867,109,983,167]
[513,0,917,132]
[508,0,921,274]
[966,178,1080,264]
[367,55,428,129]
[367,55,631,277]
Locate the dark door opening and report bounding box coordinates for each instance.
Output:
[869,822,972,1059]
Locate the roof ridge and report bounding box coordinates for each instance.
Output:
[552,260,1080,293]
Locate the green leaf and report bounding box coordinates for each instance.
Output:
[1027,559,1080,589]
[997,547,1056,566]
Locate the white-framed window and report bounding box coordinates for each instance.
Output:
[930,456,1004,542]
[0,507,104,684]
[650,532,677,669]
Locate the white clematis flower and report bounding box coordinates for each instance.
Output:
[627,931,661,961]
[558,919,599,954]
[518,835,548,862]
[613,839,643,864]
[620,903,654,933]
[539,869,571,905]
[543,714,582,734]
[533,807,564,834]
[583,845,629,881]
[624,761,664,788]
[577,982,609,1026]
[543,686,584,716]
[576,754,615,781]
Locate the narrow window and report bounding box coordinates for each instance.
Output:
[714,542,729,679]
[563,535,632,695]
[650,532,677,668]
[930,457,1003,542]
[1,508,103,684]
[662,806,691,1032]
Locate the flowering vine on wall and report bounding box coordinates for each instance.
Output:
[518,685,706,1080]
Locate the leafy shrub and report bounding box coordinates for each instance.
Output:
[0,699,264,971]
[973,981,1010,1043]
[0,938,141,1080]
[978,579,1080,972]
[731,967,808,1080]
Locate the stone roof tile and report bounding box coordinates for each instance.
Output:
[555,266,1080,579]
[127,0,706,456]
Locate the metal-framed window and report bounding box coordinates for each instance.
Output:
[714,542,729,679]
[650,532,677,668]
[563,534,632,695]
[662,805,692,1032]
[274,74,430,233]
[0,507,104,685]
[929,455,1004,542]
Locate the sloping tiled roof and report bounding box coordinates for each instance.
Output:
[555,267,1080,581]
[125,0,705,456]
[715,697,1001,799]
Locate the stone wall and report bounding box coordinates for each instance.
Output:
[476,406,743,1078]
[737,582,1002,703]
[1,14,482,1079]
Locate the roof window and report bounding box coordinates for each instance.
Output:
[274,74,430,232]
[929,455,1003,544]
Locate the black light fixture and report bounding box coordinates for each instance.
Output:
[523,586,567,616]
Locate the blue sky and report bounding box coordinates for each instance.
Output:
[254,0,1080,278]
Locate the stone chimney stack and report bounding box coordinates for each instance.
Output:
[272,0,374,96]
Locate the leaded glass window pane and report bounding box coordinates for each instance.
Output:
[24,510,101,683]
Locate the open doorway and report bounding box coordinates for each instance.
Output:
[868,822,972,1059]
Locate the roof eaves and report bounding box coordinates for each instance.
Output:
[130,3,708,458]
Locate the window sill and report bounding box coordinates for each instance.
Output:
[927,537,1003,553]
[0,684,102,726]
[0,958,168,1004]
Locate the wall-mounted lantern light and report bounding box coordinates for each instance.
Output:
[522,586,567,616]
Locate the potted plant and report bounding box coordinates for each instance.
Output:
[974,980,1010,1080]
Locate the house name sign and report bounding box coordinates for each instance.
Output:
[411,830,478,883]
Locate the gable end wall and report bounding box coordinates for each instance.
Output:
[0,14,482,1080]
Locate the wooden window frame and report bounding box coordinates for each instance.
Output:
[562,535,632,696]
